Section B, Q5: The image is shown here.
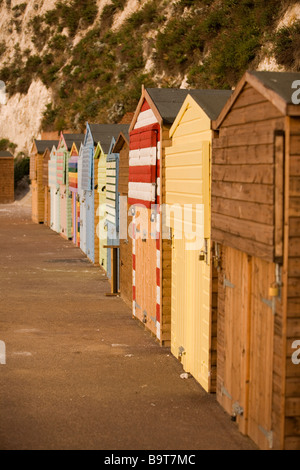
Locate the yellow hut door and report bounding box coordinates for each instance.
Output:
[171,237,186,368]
[171,236,212,392]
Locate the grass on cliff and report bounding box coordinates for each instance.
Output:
[0,0,298,132]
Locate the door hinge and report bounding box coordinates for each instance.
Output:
[259,426,273,449]
[224,276,235,289]
[178,346,186,359]
[232,402,244,418]
[261,297,276,316]
[221,385,232,401]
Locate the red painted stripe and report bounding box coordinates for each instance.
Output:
[133,254,136,271]
[128,198,152,209]
[156,304,160,323]
[130,135,158,151]
[129,165,156,183]
[141,99,151,112]
[130,123,160,141]
[156,268,160,287]
[156,238,160,250]
[133,286,136,302]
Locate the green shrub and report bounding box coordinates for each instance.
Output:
[42,103,60,130]
[49,34,68,51]
[273,21,300,70]
[0,41,6,57]
[0,138,10,151]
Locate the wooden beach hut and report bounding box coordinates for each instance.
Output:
[48,145,60,233]
[80,123,99,262]
[56,133,85,240]
[165,90,232,393]
[81,124,129,267]
[78,143,87,254]
[42,148,51,227]
[212,71,300,450]
[112,131,132,307]
[30,140,58,224]
[68,142,81,247]
[0,150,14,204]
[129,88,190,345]
[105,126,130,288]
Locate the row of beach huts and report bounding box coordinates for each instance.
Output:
[28,71,300,450]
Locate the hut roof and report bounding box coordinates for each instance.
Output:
[62,133,85,151]
[89,124,130,153]
[34,140,59,154]
[0,150,13,157]
[146,88,190,125]
[188,89,233,121]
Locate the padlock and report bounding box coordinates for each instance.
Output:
[269,283,279,298]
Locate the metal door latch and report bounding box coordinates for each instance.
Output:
[232,402,244,418]
[178,346,186,359]
[199,239,209,264]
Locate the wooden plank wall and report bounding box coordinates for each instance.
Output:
[118,141,133,308]
[285,116,300,450]
[32,154,45,223]
[94,158,100,266]
[212,84,285,263]
[161,125,173,346]
[0,158,14,204]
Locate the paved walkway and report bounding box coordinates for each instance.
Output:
[0,204,257,450]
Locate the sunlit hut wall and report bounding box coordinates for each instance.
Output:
[42,147,51,227]
[0,150,14,204]
[80,123,99,263]
[129,88,190,346]
[30,140,58,224]
[106,127,130,286]
[68,142,81,248]
[211,71,300,450]
[78,143,87,255]
[112,131,132,308]
[92,124,130,271]
[48,145,60,233]
[56,133,85,240]
[165,90,232,393]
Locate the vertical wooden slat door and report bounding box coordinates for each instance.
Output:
[217,246,250,435]
[248,257,275,450]
[135,208,157,334]
[171,237,185,368]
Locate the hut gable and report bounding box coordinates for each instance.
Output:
[113,131,130,197]
[211,71,300,263]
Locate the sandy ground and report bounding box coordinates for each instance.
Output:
[0,202,257,450]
